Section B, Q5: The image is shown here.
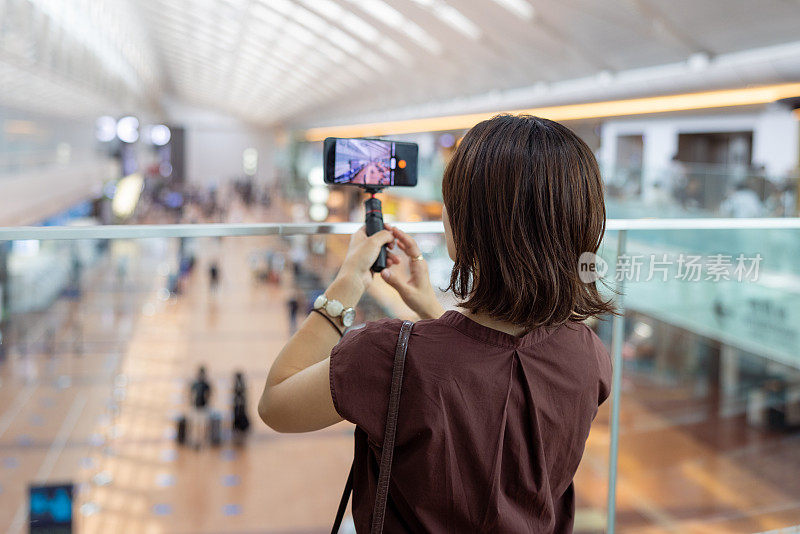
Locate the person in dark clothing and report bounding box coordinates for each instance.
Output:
[209,262,220,291]
[231,371,250,446]
[189,366,212,449]
[259,115,613,532]
[287,294,300,335]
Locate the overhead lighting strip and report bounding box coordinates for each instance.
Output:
[304,82,800,141]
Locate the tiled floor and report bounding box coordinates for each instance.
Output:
[0,227,798,532]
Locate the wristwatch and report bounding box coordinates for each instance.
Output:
[313,294,356,328]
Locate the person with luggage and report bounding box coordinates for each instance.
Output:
[189,366,212,449]
[231,371,250,446]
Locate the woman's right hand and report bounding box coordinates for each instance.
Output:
[381,225,446,320]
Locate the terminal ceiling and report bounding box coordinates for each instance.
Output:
[1,0,799,125]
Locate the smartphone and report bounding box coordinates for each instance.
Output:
[323,137,418,187]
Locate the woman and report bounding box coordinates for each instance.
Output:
[259,115,613,533]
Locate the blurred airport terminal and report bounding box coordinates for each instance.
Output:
[1,0,800,532]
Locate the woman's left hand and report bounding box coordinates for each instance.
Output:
[334,225,398,297]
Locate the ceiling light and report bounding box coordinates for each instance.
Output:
[301,0,345,17]
[95,116,117,142]
[308,186,330,204]
[250,4,279,24]
[342,61,371,82]
[221,0,248,8]
[379,39,413,64]
[150,124,171,146]
[218,19,240,36]
[354,0,404,28]
[327,27,363,55]
[309,203,329,222]
[439,133,455,147]
[298,0,410,66]
[116,116,139,143]
[257,0,294,17]
[344,0,440,53]
[56,142,71,164]
[490,0,535,19]
[432,3,481,39]
[243,148,258,175]
[596,70,613,85]
[405,23,442,53]
[284,22,316,45]
[303,53,329,69]
[292,5,329,29]
[360,50,389,72]
[633,322,653,338]
[687,52,711,71]
[342,13,380,41]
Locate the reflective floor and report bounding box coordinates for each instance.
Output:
[613,376,800,532]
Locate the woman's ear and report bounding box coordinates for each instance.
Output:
[442,204,456,262]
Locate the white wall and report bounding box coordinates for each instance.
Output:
[165,100,276,187]
[600,108,799,206]
[601,108,799,178]
[753,109,800,176]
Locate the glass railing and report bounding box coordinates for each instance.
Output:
[603,163,798,219]
[0,219,798,533]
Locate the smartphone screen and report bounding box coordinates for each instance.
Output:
[324,137,418,187]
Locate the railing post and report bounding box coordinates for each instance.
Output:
[0,241,8,360]
[606,229,627,534]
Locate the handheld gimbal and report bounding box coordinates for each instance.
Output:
[364,186,386,273]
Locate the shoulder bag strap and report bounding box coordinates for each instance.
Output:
[371,320,413,534]
[331,320,414,534]
[331,462,353,534]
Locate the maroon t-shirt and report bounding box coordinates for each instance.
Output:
[330,310,612,533]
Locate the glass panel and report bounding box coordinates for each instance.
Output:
[0,233,474,533]
[2,226,799,532]
[605,228,800,532]
[602,161,798,219]
[607,229,800,363]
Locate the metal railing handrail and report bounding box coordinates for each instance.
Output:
[0,218,799,241]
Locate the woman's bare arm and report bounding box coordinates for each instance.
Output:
[259,276,363,432]
[258,228,396,432]
[259,224,444,433]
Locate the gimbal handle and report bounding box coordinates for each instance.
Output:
[364,188,386,273]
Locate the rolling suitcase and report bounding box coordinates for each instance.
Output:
[176,415,187,445]
[208,411,222,446]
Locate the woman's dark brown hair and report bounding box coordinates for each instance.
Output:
[442,114,615,328]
